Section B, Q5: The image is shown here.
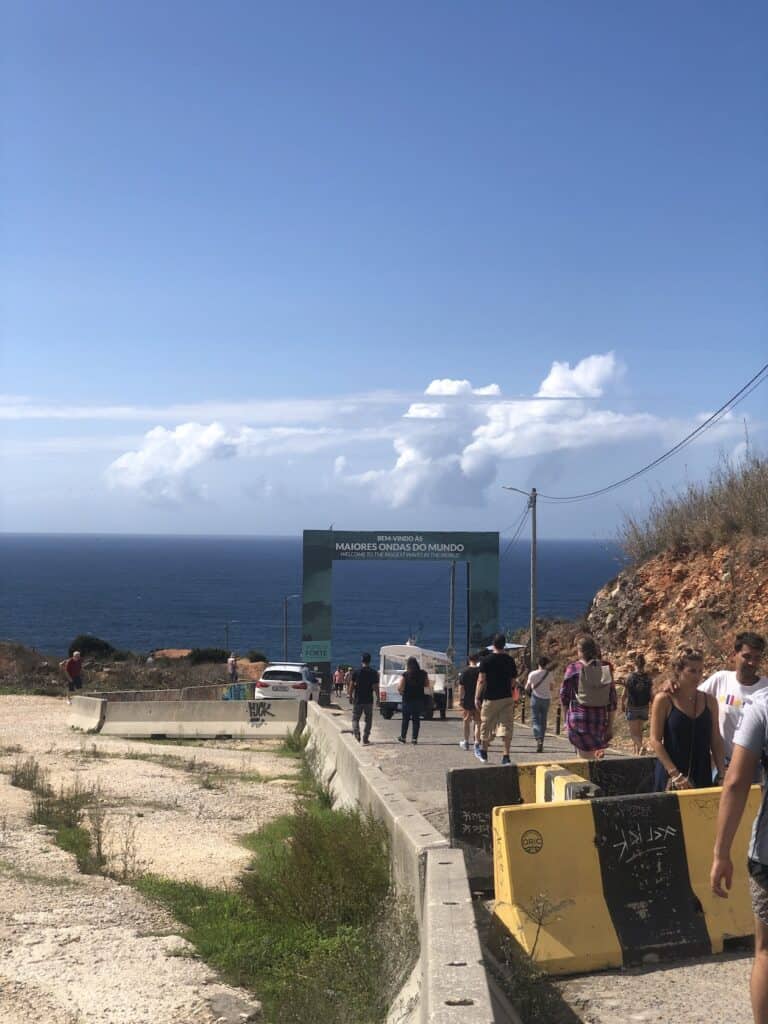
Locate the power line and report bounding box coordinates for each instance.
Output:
[501,505,530,560]
[530,361,768,504]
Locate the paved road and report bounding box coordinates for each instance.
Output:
[333,697,578,835]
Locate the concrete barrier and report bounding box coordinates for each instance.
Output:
[98,698,302,738]
[305,703,506,1023]
[535,764,602,802]
[69,695,107,733]
[448,756,655,888]
[492,786,761,974]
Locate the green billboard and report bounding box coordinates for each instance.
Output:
[301,530,499,674]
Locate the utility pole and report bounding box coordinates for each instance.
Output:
[502,485,538,671]
[447,560,456,662]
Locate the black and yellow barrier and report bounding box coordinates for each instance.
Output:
[535,764,602,802]
[492,786,760,974]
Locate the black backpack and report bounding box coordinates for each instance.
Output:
[628,671,652,707]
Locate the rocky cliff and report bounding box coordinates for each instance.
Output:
[585,537,768,680]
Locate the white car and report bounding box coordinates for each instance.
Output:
[253,662,320,701]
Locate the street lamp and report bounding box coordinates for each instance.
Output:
[282,594,301,661]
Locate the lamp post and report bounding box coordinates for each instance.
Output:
[282,594,301,661]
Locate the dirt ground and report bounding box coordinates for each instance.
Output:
[0,696,300,1024]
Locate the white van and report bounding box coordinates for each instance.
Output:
[378,643,453,721]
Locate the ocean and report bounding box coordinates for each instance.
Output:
[1,534,625,664]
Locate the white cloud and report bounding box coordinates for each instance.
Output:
[404,403,447,419]
[424,379,501,397]
[105,423,243,501]
[536,352,623,398]
[86,353,755,511]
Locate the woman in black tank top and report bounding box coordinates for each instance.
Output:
[650,649,725,790]
[398,656,429,744]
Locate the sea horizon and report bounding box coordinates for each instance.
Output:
[1,534,625,662]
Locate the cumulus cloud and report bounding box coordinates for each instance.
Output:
[97,352,752,510]
[105,423,243,501]
[105,421,346,501]
[536,352,623,398]
[424,378,501,397]
[404,403,447,419]
[334,353,746,509]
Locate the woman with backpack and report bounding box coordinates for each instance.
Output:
[525,656,555,753]
[560,636,617,759]
[621,652,653,754]
[397,656,430,745]
[650,648,724,791]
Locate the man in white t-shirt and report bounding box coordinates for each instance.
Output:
[698,632,768,778]
[709,631,768,1023]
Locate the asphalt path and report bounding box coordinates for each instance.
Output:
[332,696,577,835]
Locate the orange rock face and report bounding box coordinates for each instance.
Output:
[585,538,768,681]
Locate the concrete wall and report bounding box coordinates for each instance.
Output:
[98,698,301,738]
[69,697,302,738]
[306,703,511,1024]
[69,695,107,733]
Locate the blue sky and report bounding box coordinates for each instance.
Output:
[2,1,766,538]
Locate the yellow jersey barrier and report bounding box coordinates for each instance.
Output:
[492,785,760,974]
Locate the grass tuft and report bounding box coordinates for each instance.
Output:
[620,451,768,563]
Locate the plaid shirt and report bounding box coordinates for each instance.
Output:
[560,662,617,752]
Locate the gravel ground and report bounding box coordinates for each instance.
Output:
[0,695,300,1023]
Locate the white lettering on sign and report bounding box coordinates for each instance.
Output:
[334,537,466,559]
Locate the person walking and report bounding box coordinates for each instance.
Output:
[59,650,83,704]
[475,634,518,765]
[662,631,768,778]
[621,652,653,755]
[458,653,482,752]
[650,648,724,791]
[227,652,238,685]
[397,656,429,745]
[333,665,345,696]
[348,653,379,744]
[710,673,768,1023]
[560,636,616,760]
[525,656,555,754]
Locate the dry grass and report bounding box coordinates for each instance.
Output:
[620,452,768,564]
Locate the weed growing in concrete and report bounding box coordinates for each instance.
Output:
[279,728,309,756]
[10,756,50,793]
[114,816,149,881]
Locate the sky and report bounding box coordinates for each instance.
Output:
[1,1,766,539]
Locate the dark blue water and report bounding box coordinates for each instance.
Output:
[0,535,625,663]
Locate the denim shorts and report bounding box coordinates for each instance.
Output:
[626,706,649,722]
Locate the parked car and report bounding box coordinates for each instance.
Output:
[254,662,319,701]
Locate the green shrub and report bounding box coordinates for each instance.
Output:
[247,649,268,663]
[136,801,417,1024]
[69,634,117,658]
[187,648,229,665]
[241,805,390,932]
